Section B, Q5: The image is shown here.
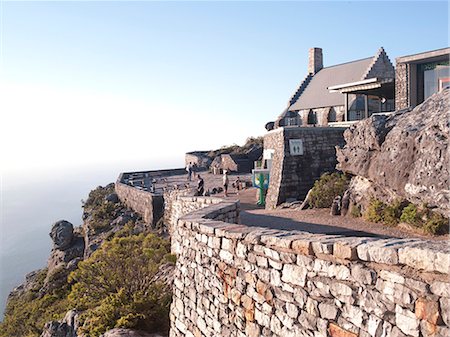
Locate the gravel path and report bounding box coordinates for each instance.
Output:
[232,188,447,241]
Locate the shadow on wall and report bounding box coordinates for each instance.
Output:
[239,211,395,239]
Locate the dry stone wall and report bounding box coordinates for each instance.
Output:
[170,198,450,337]
[115,181,164,226]
[264,127,346,209]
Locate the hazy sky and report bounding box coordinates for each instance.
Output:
[1,1,448,173]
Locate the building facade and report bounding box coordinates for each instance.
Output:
[274,47,395,128]
[395,47,450,110]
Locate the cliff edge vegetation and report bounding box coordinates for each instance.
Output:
[0,185,175,337]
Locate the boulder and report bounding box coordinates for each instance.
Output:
[337,89,449,216]
[105,193,119,203]
[50,220,74,250]
[40,310,79,337]
[47,235,85,274]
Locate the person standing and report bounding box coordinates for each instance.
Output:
[234,176,241,195]
[197,174,204,196]
[223,170,229,197]
[186,162,193,181]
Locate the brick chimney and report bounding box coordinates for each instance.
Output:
[308,47,323,75]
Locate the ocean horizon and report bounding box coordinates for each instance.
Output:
[0,159,181,319]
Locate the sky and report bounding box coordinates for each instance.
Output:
[0,0,448,174]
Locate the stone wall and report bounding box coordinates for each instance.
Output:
[395,62,409,110]
[264,127,346,209]
[115,180,164,226]
[169,198,450,337]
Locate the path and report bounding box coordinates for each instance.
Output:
[228,188,447,241]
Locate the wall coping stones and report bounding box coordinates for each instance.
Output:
[177,197,450,275]
[170,195,450,337]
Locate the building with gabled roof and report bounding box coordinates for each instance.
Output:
[274,47,395,128]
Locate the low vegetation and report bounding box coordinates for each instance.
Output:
[309,172,350,208]
[69,233,174,337]
[0,186,173,337]
[364,199,449,235]
[0,269,70,337]
[82,184,124,232]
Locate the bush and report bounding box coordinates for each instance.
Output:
[423,212,449,235]
[350,204,362,218]
[400,203,420,225]
[68,233,173,337]
[309,172,350,208]
[382,200,405,226]
[364,199,387,223]
[0,269,69,337]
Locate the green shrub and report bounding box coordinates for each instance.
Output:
[364,199,387,223]
[0,269,69,337]
[350,204,362,218]
[90,201,121,231]
[382,200,405,226]
[68,233,172,337]
[423,212,449,235]
[400,203,420,225]
[309,172,350,208]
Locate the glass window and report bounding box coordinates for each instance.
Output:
[348,94,365,121]
[423,62,450,100]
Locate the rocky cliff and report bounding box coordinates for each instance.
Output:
[0,184,173,337]
[336,89,449,216]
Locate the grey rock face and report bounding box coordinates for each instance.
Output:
[47,236,85,275]
[40,310,79,337]
[50,220,74,250]
[337,89,450,216]
[105,193,119,203]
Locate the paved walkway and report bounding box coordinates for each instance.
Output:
[231,188,447,241]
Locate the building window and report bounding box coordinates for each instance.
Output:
[327,107,337,122]
[348,94,365,121]
[421,61,450,101]
[307,110,316,124]
[286,116,298,126]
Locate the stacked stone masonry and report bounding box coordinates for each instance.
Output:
[264,127,346,209]
[169,197,450,337]
[115,180,164,226]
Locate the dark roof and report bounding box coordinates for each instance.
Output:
[289,57,373,110]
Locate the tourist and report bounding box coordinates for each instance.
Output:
[197,174,204,196]
[186,162,193,181]
[234,176,241,195]
[223,170,229,197]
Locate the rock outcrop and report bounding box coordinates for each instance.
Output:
[40,310,79,337]
[337,89,449,216]
[47,220,85,275]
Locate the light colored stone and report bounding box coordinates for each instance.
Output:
[430,280,450,297]
[286,302,299,319]
[379,270,405,284]
[342,304,363,328]
[245,322,260,337]
[281,264,307,287]
[350,264,375,285]
[440,297,450,326]
[395,305,419,337]
[318,302,338,320]
[399,245,450,274]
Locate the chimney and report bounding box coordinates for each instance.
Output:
[308,47,323,75]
